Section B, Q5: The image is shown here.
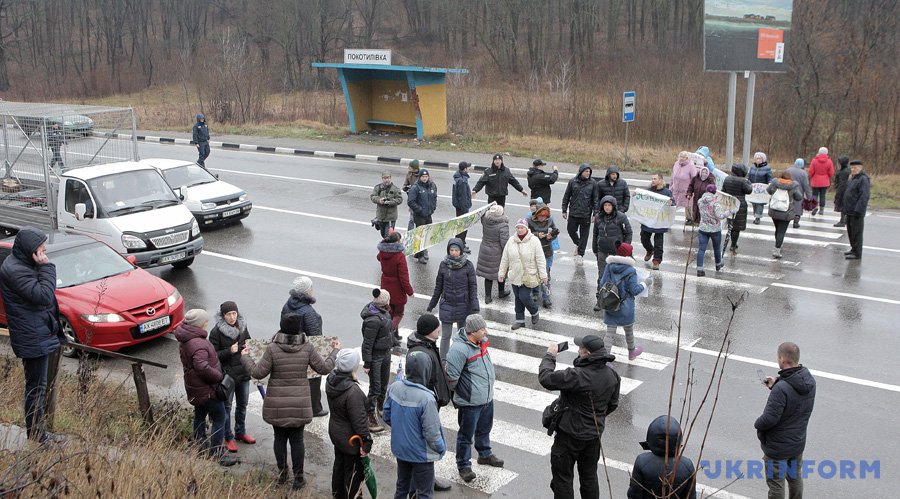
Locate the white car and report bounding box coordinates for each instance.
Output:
[140,158,252,228]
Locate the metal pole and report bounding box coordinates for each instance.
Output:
[741,72,756,166]
[131,108,139,161]
[623,122,629,166]
[725,72,737,168]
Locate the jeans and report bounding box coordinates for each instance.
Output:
[379,220,396,239]
[366,353,391,414]
[395,460,435,499]
[332,449,364,499]
[512,284,539,323]
[309,377,324,414]
[550,431,602,499]
[197,142,210,166]
[812,187,827,211]
[413,215,433,258]
[640,230,664,261]
[764,454,804,499]
[224,379,250,440]
[193,398,227,457]
[455,207,469,244]
[697,230,722,268]
[566,216,591,257]
[456,401,494,468]
[439,321,463,361]
[752,202,766,219]
[273,426,305,476]
[487,195,506,207]
[773,220,790,248]
[539,255,554,301]
[22,355,50,441]
[846,214,864,256]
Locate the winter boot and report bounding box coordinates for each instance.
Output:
[772,248,782,259]
[277,468,289,485]
[643,250,653,262]
[628,347,644,361]
[651,259,660,270]
[368,414,384,433]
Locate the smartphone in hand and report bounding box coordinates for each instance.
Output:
[757,369,768,385]
[558,341,569,353]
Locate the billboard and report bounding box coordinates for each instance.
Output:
[704,0,793,72]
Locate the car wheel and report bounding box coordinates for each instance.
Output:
[59,316,79,358]
[171,257,194,269]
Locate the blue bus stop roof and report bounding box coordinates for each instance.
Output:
[311,63,467,74]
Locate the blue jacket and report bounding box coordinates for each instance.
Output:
[427,239,478,323]
[446,328,495,407]
[695,146,716,172]
[842,172,870,217]
[281,292,323,336]
[407,179,438,218]
[599,255,646,327]
[748,162,774,185]
[384,350,446,463]
[192,121,209,143]
[0,228,62,359]
[452,171,472,212]
[640,185,674,234]
[755,366,816,459]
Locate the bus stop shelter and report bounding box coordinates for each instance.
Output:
[311,63,467,139]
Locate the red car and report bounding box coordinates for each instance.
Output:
[0,232,184,356]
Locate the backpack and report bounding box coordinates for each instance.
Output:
[597,274,623,312]
[768,187,790,212]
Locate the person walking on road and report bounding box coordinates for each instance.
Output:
[378,231,414,341]
[452,161,474,252]
[807,147,834,216]
[427,238,479,359]
[755,342,816,499]
[627,415,697,499]
[47,123,66,170]
[696,184,732,276]
[325,348,372,499]
[192,113,211,167]
[282,275,328,417]
[408,169,438,263]
[671,152,697,225]
[596,165,631,213]
[446,314,504,483]
[561,164,598,266]
[175,309,238,467]
[240,313,341,489]
[749,152,775,225]
[597,242,649,360]
[384,350,447,499]
[472,154,528,207]
[592,196,632,300]
[499,219,548,329]
[843,160,870,260]
[787,159,812,228]
[639,174,673,270]
[767,172,804,260]
[0,227,65,444]
[832,156,851,227]
[687,166,716,225]
[539,334,621,499]
[476,204,511,304]
[371,171,404,238]
[722,164,753,254]
[208,301,256,453]
[528,159,559,204]
[360,288,394,433]
[527,199,559,307]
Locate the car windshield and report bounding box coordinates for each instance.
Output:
[52,242,134,288]
[161,164,217,188]
[88,169,180,217]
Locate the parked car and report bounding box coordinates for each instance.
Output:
[0,232,185,357]
[140,159,252,228]
[15,114,95,138]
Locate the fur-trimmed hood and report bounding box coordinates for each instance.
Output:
[605,254,637,267]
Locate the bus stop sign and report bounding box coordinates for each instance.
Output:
[623,91,636,123]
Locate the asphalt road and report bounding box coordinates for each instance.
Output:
[13,140,898,498]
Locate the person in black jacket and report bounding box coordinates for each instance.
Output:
[596,165,631,213]
[832,156,850,227]
[209,301,256,452]
[539,335,621,499]
[755,342,816,499]
[192,113,210,167]
[452,161,474,252]
[561,164,598,265]
[627,415,697,499]
[0,228,65,443]
[427,238,479,360]
[325,348,372,499]
[408,169,438,263]
[527,159,559,204]
[843,160,870,260]
[722,164,753,253]
[361,288,393,432]
[47,123,66,170]
[472,154,527,207]
[282,275,328,417]
[593,196,633,294]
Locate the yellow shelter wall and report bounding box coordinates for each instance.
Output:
[346,81,372,131]
[415,83,447,137]
[370,80,417,127]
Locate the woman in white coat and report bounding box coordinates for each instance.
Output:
[499,218,548,330]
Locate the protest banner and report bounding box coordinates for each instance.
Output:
[747,183,771,204]
[630,188,676,230]
[716,191,740,216]
[690,152,726,188]
[404,202,494,256]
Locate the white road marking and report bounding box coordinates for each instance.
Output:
[769,282,900,306]
[827,242,900,254]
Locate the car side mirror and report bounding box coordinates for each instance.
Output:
[126,255,137,265]
[75,203,86,221]
[214,173,219,180]
[176,185,187,201]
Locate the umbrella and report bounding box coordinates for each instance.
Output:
[349,435,377,498]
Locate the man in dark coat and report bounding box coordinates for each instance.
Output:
[360,288,393,432]
[539,335,621,499]
[408,169,438,263]
[628,416,697,499]
[452,161,474,252]
[832,156,851,227]
[527,159,559,204]
[755,342,816,499]
[722,163,753,253]
[192,113,211,167]
[596,165,631,212]
[843,160,870,260]
[561,164,598,265]
[639,173,674,270]
[0,228,65,443]
[47,123,66,170]
[472,154,527,207]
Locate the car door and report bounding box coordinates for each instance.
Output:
[58,178,107,240]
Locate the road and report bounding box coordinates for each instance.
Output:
[14,139,899,497]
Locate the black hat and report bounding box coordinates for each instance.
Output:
[458,161,471,171]
[416,313,441,336]
[280,313,303,335]
[574,335,605,353]
[418,168,430,177]
[492,154,503,161]
[220,301,239,315]
[849,159,863,166]
[533,159,546,167]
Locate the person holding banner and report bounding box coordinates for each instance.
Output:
[639,174,673,271]
[499,219,548,329]
[749,152,774,225]
[408,169,438,264]
[695,184,730,277]
[722,164,753,254]
[671,151,697,225]
[687,167,716,225]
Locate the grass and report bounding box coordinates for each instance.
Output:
[869,174,900,211]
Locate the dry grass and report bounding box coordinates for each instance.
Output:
[870,174,900,211]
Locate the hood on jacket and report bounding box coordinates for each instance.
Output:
[272,331,307,353]
[405,350,432,386]
[287,289,316,307]
[838,156,849,170]
[577,163,593,179]
[779,366,815,395]
[640,415,683,456]
[699,167,710,180]
[574,349,616,367]
[360,302,388,320]
[604,254,637,275]
[605,165,621,182]
[325,371,357,397]
[407,331,438,352]
[533,205,551,220]
[792,158,806,169]
[754,151,768,164]
[532,196,545,208]
[11,227,48,264]
[696,146,711,161]
[377,241,405,254]
[174,323,208,343]
[453,170,469,181]
[773,179,799,190]
[731,163,748,177]
[446,237,465,254]
[599,195,618,214]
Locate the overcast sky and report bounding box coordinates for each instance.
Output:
[706,0,793,20]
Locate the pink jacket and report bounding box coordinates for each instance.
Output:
[670,160,697,208]
[808,154,835,188]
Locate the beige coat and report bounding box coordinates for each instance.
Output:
[498,231,548,288]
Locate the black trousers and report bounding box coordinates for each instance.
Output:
[846,214,865,256]
[413,215,433,258]
[23,355,50,441]
[773,220,790,248]
[487,195,506,207]
[640,230,664,261]
[567,216,591,257]
[367,353,391,414]
[550,431,602,499]
[310,376,324,414]
[331,449,364,499]
[273,426,305,476]
[455,207,469,244]
[197,142,211,166]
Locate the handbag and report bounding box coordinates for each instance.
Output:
[215,374,236,402]
[516,243,541,288]
[541,396,567,436]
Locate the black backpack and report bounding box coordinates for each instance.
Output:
[597,274,623,312]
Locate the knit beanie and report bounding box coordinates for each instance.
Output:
[416,313,440,336]
[515,218,529,228]
[334,348,360,374]
[705,184,717,194]
[280,313,303,335]
[184,309,209,328]
[292,275,313,295]
[219,301,239,315]
[373,288,391,307]
[418,168,430,177]
[408,159,420,170]
[488,204,504,217]
[465,313,487,334]
[615,241,634,257]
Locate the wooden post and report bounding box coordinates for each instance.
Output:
[43,348,62,431]
[132,363,154,426]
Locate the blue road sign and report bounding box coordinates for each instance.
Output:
[623,91,636,123]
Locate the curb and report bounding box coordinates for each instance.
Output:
[94,132,490,172]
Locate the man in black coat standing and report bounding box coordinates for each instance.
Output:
[842,160,870,260]
[539,335,621,499]
[596,165,631,213]
[755,342,816,499]
[192,113,211,167]
[527,159,559,204]
[0,228,65,443]
[472,154,527,207]
[561,164,598,266]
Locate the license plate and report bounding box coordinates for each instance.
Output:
[160,252,186,264]
[222,208,241,217]
[139,316,171,334]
